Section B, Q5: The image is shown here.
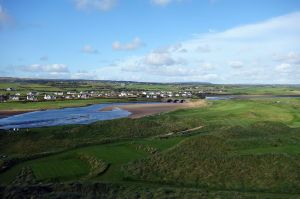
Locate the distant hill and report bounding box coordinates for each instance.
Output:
[0,77,212,85]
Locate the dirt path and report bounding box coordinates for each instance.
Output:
[156,125,204,138]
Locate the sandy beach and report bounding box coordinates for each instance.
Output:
[100,100,207,118]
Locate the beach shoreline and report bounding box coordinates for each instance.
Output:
[100,100,207,118]
[0,110,35,118]
[0,100,207,119]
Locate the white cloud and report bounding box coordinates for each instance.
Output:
[143,52,176,66]
[82,45,98,54]
[154,43,188,54]
[151,0,173,6]
[8,12,298,83]
[196,44,211,53]
[150,0,186,7]
[213,12,300,40]
[275,63,292,73]
[121,61,215,80]
[75,0,117,11]
[200,62,215,70]
[102,12,300,83]
[112,37,144,51]
[0,4,12,29]
[12,64,101,80]
[21,64,69,73]
[274,51,300,65]
[70,70,98,79]
[228,61,244,69]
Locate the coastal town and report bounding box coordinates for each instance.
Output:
[0,88,208,102]
[0,81,222,102]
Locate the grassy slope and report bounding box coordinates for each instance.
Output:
[224,85,300,95]
[0,137,184,184]
[0,98,300,197]
[121,99,300,194]
[124,129,300,193]
[182,98,300,127]
[0,113,201,156]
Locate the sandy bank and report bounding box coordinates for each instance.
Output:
[100,100,207,118]
[0,110,36,118]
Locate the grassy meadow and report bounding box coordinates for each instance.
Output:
[0,96,300,198]
[0,97,153,111]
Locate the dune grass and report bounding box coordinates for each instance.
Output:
[123,125,300,193]
[0,97,300,197]
[0,137,184,184]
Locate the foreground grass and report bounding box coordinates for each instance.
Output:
[0,97,300,197]
[0,137,184,184]
[0,112,201,156]
[124,129,300,193]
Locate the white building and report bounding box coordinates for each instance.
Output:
[67,91,76,95]
[119,92,127,97]
[54,92,64,96]
[27,95,37,101]
[78,93,90,99]
[27,91,39,96]
[44,94,56,100]
[10,96,20,101]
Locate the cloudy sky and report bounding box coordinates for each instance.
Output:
[0,0,300,83]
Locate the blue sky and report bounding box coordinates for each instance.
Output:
[0,0,300,83]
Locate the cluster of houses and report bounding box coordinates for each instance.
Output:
[1,87,205,103]
[138,91,193,99]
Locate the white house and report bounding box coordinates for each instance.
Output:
[67,91,76,95]
[27,95,37,101]
[54,92,64,96]
[119,92,127,97]
[27,91,39,96]
[78,93,90,99]
[10,96,19,101]
[44,94,56,100]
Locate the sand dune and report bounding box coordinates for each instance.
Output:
[101,100,207,118]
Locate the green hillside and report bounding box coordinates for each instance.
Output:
[1,97,300,198]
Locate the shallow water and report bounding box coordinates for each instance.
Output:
[205,96,234,100]
[1,95,298,129]
[0,103,133,129]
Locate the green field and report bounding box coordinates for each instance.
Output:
[0,98,155,111]
[224,85,300,95]
[1,97,300,198]
[0,137,184,184]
